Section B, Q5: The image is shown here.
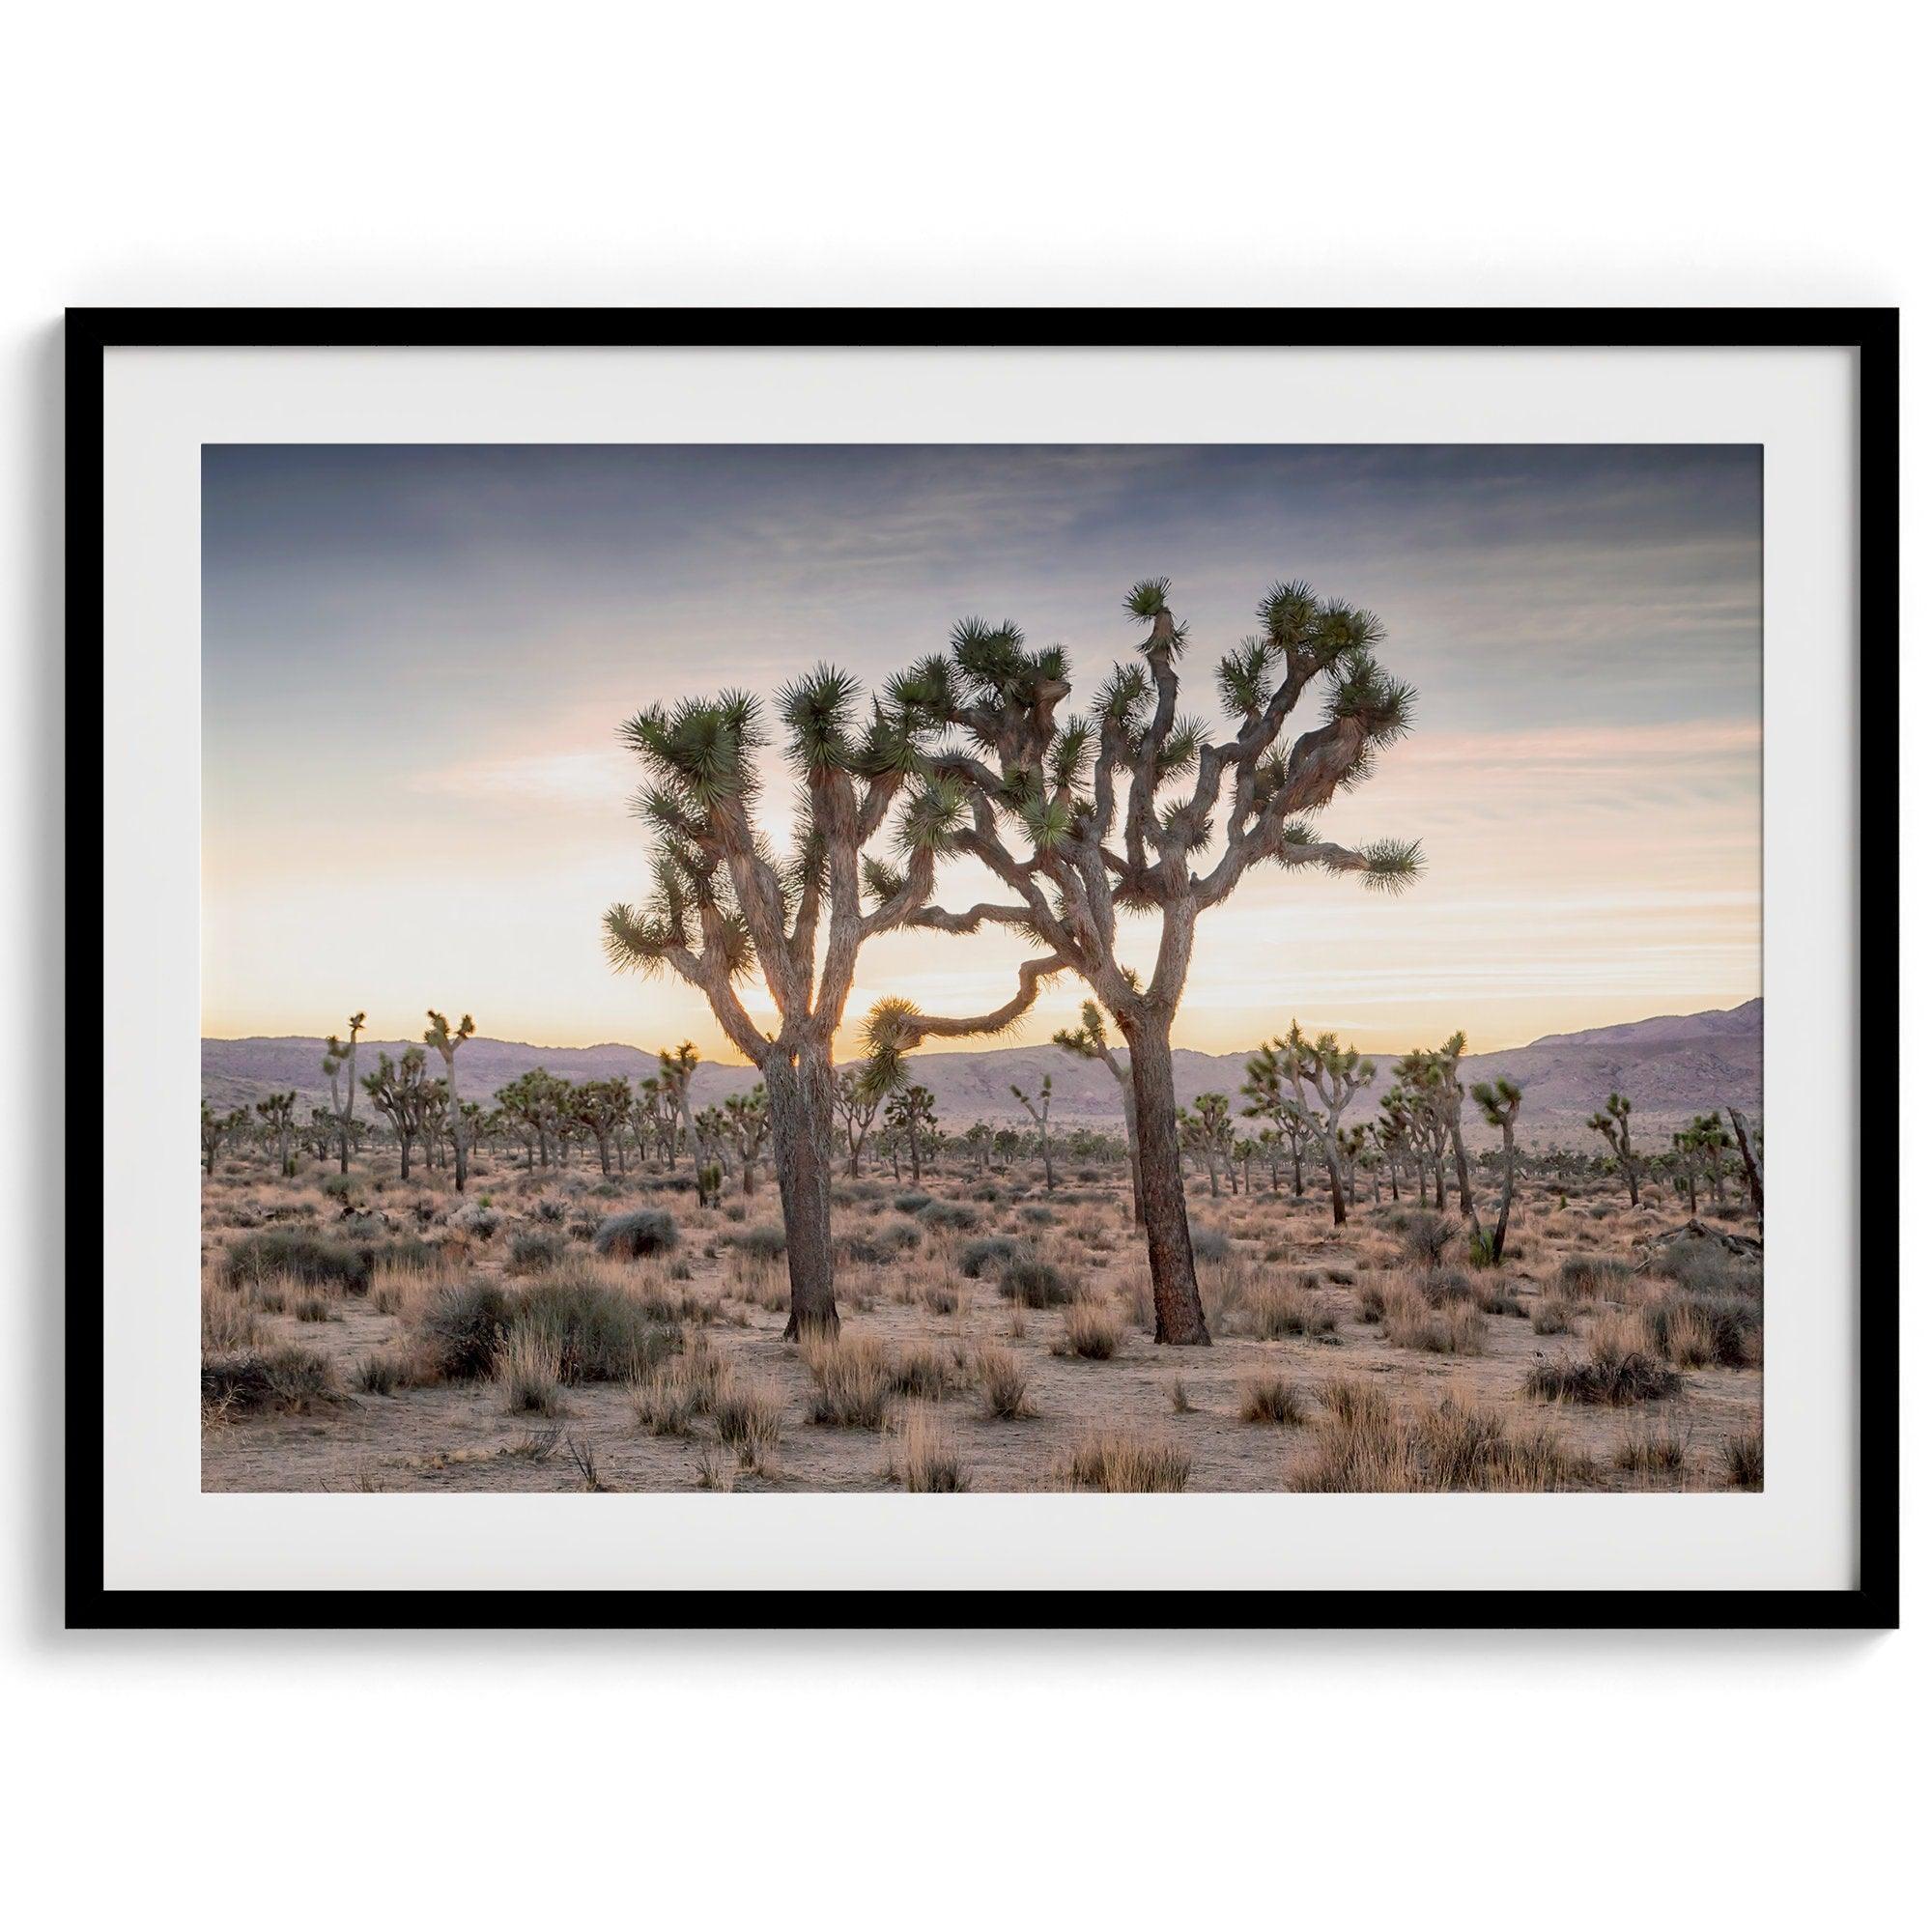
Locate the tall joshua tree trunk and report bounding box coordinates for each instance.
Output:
[1123,1020,1210,1345]
[765,1044,839,1340]
[1727,1106,1763,1218]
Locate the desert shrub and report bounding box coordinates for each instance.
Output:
[290,1292,339,1322]
[838,1219,921,1264]
[803,1335,894,1429]
[201,1345,339,1416]
[1018,1204,1055,1226]
[353,1351,405,1395]
[1238,1373,1309,1426]
[916,1198,978,1232]
[1192,1227,1233,1263]
[1478,1282,1525,1317]
[1613,1417,1690,1476]
[1420,1266,1475,1306]
[1053,1302,1122,1359]
[1250,1281,1336,1340]
[320,1173,358,1202]
[1646,1293,1758,1370]
[496,1324,564,1415]
[513,1265,678,1382]
[567,1213,600,1243]
[892,1406,970,1492]
[999,1257,1074,1308]
[507,1229,567,1275]
[412,1280,514,1380]
[1531,1298,1575,1336]
[1354,1280,1388,1322]
[893,1191,934,1215]
[1055,1429,1190,1492]
[1723,1429,1765,1490]
[532,1197,567,1223]
[958,1235,1020,1279]
[726,1222,787,1260]
[223,1230,372,1295]
[977,1346,1035,1419]
[920,1280,959,1315]
[1522,1344,1683,1406]
[591,1208,680,1260]
[892,1343,953,1401]
[450,1200,502,1239]
[1556,1254,1631,1297]
[1382,1286,1485,1355]
[1390,1211,1455,1266]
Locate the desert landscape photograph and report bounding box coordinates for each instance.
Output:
[197,442,1764,1495]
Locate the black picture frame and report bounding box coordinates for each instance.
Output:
[67,306,1900,1632]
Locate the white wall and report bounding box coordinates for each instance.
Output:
[2,6,1918,1925]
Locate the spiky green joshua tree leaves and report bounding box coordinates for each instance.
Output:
[854,577,1420,1344]
[603,669,1045,1339]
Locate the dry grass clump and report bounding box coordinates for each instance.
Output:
[1237,1372,1309,1427]
[976,1345,1036,1419]
[353,1351,406,1395]
[891,1342,954,1401]
[222,1229,375,1296]
[1053,1427,1191,1492]
[1380,1283,1486,1355]
[1249,1279,1337,1340]
[201,1276,261,1353]
[890,1405,971,1492]
[496,1323,564,1415]
[631,1363,696,1435]
[1531,1297,1576,1335]
[1555,1253,1633,1298]
[590,1207,679,1259]
[1613,1416,1690,1477]
[1291,1378,1593,1492]
[1053,1302,1122,1359]
[368,1243,464,1317]
[803,1334,894,1429]
[1000,1257,1076,1308]
[713,1374,784,1468]
[1722,1429,1765,1490]
[1643,1293,1760,1370]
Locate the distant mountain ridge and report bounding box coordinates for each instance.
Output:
[202,999,1760,1150]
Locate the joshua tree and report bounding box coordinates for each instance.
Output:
[321,1011,366,1175]
[1587,1091,1642,1207]
[872,578,1418,1344]
[1687,1111,1732,1208]
[1339,1122,1370,1203]
[1279,1022,1378,1227]
[834,1065,886,1179]
[883,1083,938,1186]
[200,1101,249,1176]
[1241,1038,1314,1196]
[1435,1032,1475,1218]
[723,1085,771,1195]
[422,1010,476,1190]
[633,1074,681,1171]
[604,674,1041,1339]
[656,1042,700,1171]
[1179,1091,1236,1196]
[1470,1076,1521,1264]
[1010,1072,1056,1190]
[363,1047,435,1180]
[574,1076,634,1177]
[1727,1106,1763,1217]
[1053,998,1144,1223]
[254,1090,298,1176]
[964,1121,993,1175]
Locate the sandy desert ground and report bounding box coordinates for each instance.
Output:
[199,1142,1764,1494]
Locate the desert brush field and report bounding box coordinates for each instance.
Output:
[200,1145,1764,1495]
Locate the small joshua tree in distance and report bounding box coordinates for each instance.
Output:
[1470,1076,1521,1264]
[321,1011,366,1175]
[423,1009,475,1191]
[1587,1091,1641,1207]
[254,1090,298,1177]
[1281,1021,1377,1227]
[1010,1071,1056,1191]
[200,1100,249,1176]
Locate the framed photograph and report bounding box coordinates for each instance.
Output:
[71,308,1897,1629]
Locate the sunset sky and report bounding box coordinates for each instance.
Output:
[201,443,1760,1061]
